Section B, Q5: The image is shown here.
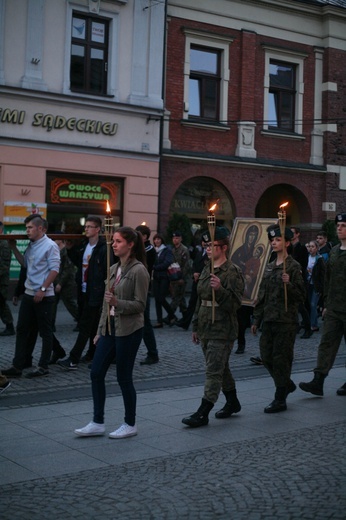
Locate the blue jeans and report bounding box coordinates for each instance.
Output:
[90,328,143,426]
[13,294,55,370]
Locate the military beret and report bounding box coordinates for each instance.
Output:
[202,226,230,242]
[335,213,346,224]
[267,225,293,241]
[172,230,182,237]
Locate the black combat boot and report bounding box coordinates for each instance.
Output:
[264,386,287,413]
[299,372,326,396]
[182,398,214,427]
[215,389,241,419]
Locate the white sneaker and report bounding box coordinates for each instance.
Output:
[109,423,137,439]
[74,421,105,437]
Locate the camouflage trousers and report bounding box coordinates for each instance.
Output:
[0,283,14,326]
[170,280,187,314]
[259,322,296,388]
[201,339,235,404]
[52,283,79,326]
[315,310,346,375]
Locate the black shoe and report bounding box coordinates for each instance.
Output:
[175,320,189,330]
[182,412,209,427]
[264,399,287,413]
[301,330,313,339]
[250,356,263,365]
[153,323,163,329]
[336,383,346,396]
[235,344,245,354]
[140,357,159,365]
[2,366,22,377]
[215,399,241,419]
[25,367,49,378]
[49,349,66,365]
[58,359,78,371]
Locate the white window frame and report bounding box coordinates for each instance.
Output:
[263,46,307,136]
[183,29,232,128]
[63,2,119,99]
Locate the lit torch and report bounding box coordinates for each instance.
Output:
[208,203,217,323]
[278,202,289,312]
[104,200,113,334]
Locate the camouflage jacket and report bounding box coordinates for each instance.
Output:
[324,244,346,314]
[0,240,11,283]
[172,243,190,280]
[192,260,245,341]
[253,255,306,325]
[54,247,77,288]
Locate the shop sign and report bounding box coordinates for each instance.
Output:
[3,201,47,225]
[47,176,119,205]
[0,107,118,136]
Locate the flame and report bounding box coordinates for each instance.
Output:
[209,203,217,212]
[279,202,289,210]
[106,200,111,214]
[141,221,146,225]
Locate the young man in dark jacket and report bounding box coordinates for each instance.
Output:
[58,216,110,370]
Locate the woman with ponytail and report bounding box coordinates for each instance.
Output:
[75,227,149,439]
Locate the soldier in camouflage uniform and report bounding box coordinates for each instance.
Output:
[0,222,15,336]
[52,238,79,329]
[182,227,245,428]
[166,231,190,324]
[251,225,306,413]
[299,213,346,397]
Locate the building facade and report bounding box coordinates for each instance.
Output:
[0,0,165,233]
[161,0,346,239]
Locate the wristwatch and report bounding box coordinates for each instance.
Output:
[40,286,46,292]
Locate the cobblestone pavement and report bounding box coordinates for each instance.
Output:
[1,300,345,405]
[0,420,345,519]
[0,301,345,519]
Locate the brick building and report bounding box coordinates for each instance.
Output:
[160,0,346,241]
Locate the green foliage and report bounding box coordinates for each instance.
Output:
[165,213,193,246]
[322,219,338,246]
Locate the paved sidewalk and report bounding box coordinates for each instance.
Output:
[0,301,345,519]
[0,367,345,519]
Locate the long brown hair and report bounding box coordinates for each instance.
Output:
[116,226,147,268]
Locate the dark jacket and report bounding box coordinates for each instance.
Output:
[144,240,156,277]
[291,241,308,280]
[152,246,174,280]
[67,237,110,307]
[310,255,325,295]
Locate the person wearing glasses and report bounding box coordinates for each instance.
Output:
[59,216,111,370]
[182,227,245,428]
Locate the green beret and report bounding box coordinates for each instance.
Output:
[267,225,293,241]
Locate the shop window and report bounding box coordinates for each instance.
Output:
[188,46,221,121]
[183,29,233,127]
[70,13,109,95]
[263,47,307,135]
[268,61,296,132]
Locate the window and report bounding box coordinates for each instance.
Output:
[188,46,221,121]
[262,46,307,135]
[268,61,296,131]
[70,14,109,95]
[182,29,233,128]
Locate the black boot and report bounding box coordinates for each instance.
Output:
[182,398,214,427]
[264,386,287,413]
[299,372,326,396]
[336,383,346,396]
[215,390,241,419]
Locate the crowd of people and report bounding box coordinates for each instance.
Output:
[0,213,345,436]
